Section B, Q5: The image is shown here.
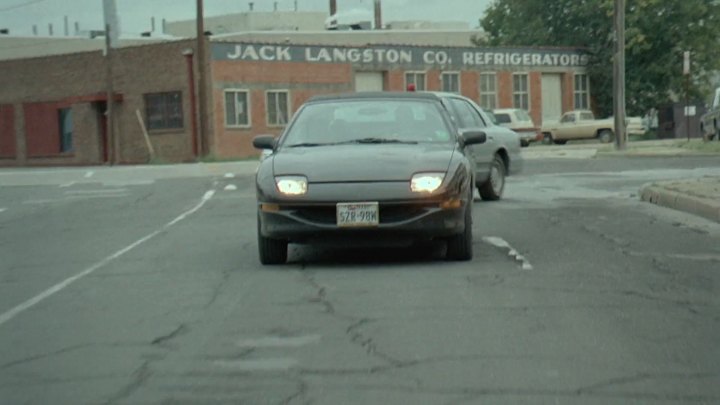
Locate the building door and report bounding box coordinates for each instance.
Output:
[541,74,563,124]
[354,72,384,92]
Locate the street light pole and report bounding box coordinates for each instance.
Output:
[196,0,207,158]
[104,23,114,164]
[613,0,627,150]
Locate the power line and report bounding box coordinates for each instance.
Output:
[0,0,47,12]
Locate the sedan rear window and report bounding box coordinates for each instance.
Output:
[494,113,511,124]
[514,110,532,121]
[282,100,452,146]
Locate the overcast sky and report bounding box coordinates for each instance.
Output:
[0,0,492,37]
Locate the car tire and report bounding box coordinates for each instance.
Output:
[446,195,473,261]
[257,214,288,265]
[478,155,506,201]
[598,129,614,143]
[520,140,529,147]
[542,132,553,145]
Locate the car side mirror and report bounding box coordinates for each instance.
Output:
[460,130,487,146]
[253,135,276,150]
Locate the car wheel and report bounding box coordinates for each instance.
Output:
[542,132,553,145]
[446,194,473,261]
[520,139,529,147]
[478,155,506,201]
[598,129,614,143]
[257,214,288,265]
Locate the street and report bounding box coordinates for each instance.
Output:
[1,156,719,404]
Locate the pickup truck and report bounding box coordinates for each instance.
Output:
[700,87,720,141]
[541,110,645,145]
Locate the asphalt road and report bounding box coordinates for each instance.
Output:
[0,156,719,404]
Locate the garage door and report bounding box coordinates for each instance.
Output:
[541,74,563,124]
[354,72,384,92]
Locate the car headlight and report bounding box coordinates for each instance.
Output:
[411,173,445,193]
[275,176,308,196]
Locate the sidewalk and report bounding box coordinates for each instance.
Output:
[640,177,720,223]
[523,139,720,159]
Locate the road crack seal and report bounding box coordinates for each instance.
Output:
[151,324,189,347]
[104,360,153,404]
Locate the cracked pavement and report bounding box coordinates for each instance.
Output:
[0,157,719,404]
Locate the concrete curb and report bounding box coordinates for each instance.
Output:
[640,184,720,223]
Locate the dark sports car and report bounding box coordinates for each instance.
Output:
[253,92,486,264]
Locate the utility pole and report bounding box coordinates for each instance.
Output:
[104,23,114,164]
[196,0,207,158]
[613,0,627,150]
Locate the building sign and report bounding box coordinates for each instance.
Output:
[212,42,589,69]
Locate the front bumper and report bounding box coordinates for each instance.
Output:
[259,201,466,245]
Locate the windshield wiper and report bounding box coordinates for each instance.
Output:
[343,137,418,145]
[285,142,336,148]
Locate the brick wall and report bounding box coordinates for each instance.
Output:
[0,105,15,158]
[460,71,479,102]
[497,71,513,108]
[529,72,543,126]
[0,39,197,166]
[562,72,575,113]
[210,60,353,158]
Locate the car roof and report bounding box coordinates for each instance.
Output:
[308,91,442,103]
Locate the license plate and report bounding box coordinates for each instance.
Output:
[336,202,379,227]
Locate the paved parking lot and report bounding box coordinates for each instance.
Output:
[1,156,719,404]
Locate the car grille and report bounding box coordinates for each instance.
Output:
[290,203,435,225]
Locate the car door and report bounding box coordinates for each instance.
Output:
[555,113,576,139]
[576,111,596,138]
[444,97,493,171]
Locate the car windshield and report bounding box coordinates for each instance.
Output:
[514,110,532,121]
[282,100,452,147]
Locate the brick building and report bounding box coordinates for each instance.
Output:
[0,33,590,166]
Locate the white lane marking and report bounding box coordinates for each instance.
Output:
[84,171,94,178]
[0,189,217,328]
[236,335,321,349]
[224,173,235,179]
[0,208,6,213]
[224,184,238,191]
[482,236,534,270]
[59,182,76,188]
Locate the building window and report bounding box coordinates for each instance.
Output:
[513,73,529,110]
[405,72,426,91]
[479,73,497,109]
[144,92,183,131]
[266,90,289,127]
[225,90,250,128]
[58,108,73,153]
[441,72,460,93]
[574,73,590,109]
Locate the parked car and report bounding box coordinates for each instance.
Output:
[432,93,523,201]
[700,87,720,141]
[492,108,541,147]
[253,92,487,264]
[541,110,645,144]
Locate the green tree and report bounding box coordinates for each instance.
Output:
[477,0,720,116]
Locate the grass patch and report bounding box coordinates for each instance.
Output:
[677,140,720,153]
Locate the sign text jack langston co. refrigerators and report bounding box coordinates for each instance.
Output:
[217,43,589,68]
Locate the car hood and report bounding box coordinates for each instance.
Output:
[272,143,454,182]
